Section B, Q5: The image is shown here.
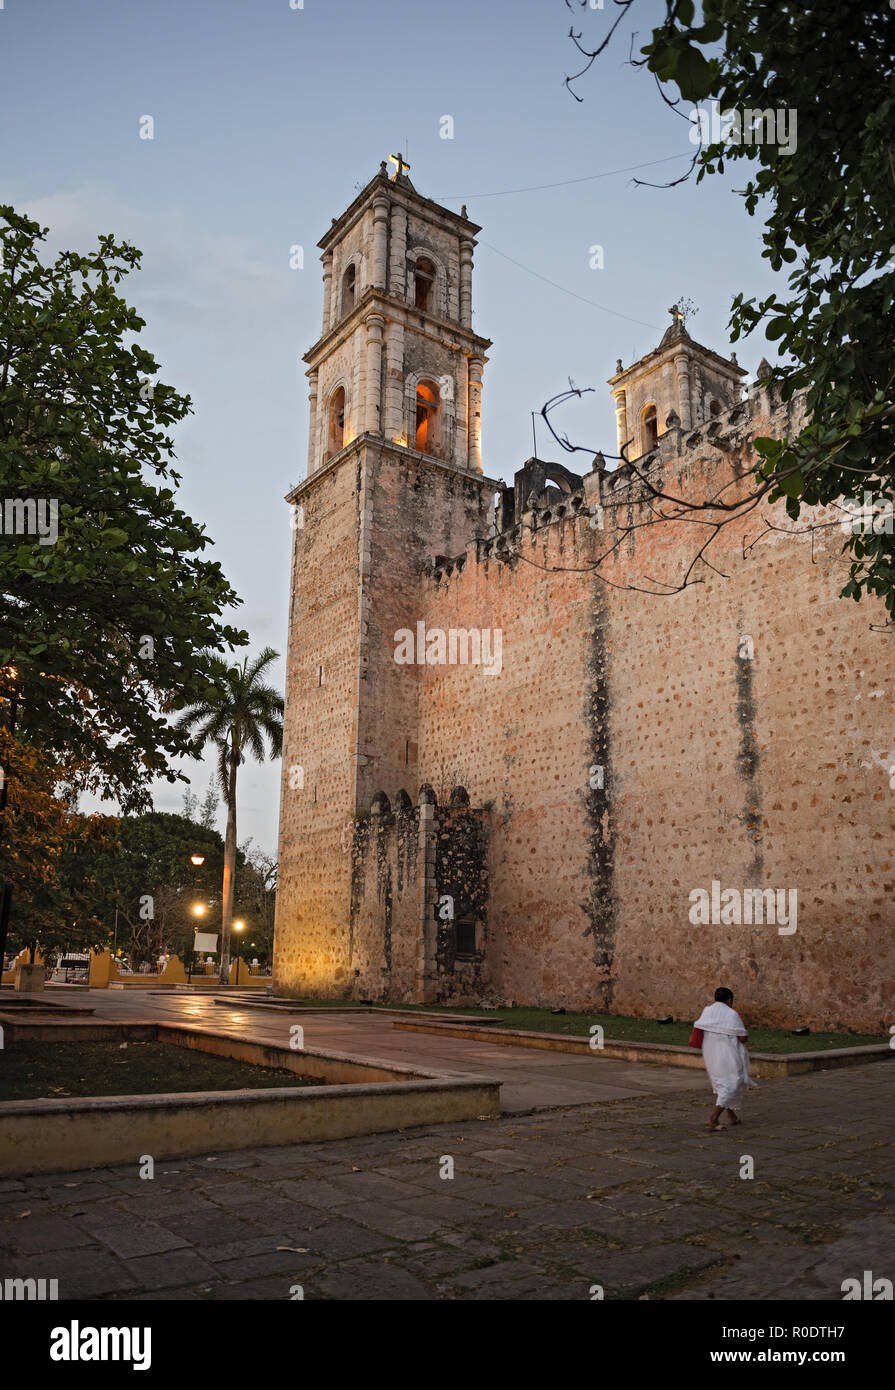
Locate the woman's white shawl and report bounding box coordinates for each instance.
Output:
[694,1001,756,1109]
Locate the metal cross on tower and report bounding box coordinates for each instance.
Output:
[387,152,410,181]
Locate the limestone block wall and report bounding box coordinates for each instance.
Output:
[274,453,361,997]
[411,392,893,1030]
[346,787,490,1003]
[354,444,498,815]
[347,794,422,1001]
[275,442,498,1000]
[276,368,892,1029]
[416,523,605,1010]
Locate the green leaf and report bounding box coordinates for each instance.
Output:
[778,471,805,499]
[673,44,715,98]
[99,528,129,549]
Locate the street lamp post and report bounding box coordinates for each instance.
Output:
[188,853,206,984]
[233,921,245,988]
[0,667,19,974]
[190,901,206,984]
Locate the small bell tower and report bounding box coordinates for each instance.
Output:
[608,305,747,461]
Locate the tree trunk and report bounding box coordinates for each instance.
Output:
[218,753,239,983]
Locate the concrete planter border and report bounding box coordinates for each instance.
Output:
[0,1021,500,1177]
[391,1018,894,1078]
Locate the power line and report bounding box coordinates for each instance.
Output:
[439,151,691,202]
[478,239,662,331]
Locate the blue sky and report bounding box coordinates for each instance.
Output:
[2,0,780,853]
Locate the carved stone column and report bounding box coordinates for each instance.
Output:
[306,370,318,473]
[364,314,385,435]
[389,203,407,300]
[459,239,474,328]
[454,357,469,468]
[415,786,438,1003]
[329,249,341,332]
[321,252,333,332]
[675,354,693,431]
[467,357,484,471]
[613,389,628,456]
[384,321,405,441]
[371,196,389,289]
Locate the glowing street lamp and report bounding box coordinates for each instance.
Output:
[192,903,206,917]
[187,853,207,984]
[0,666,20,971]
[233,920,245,985]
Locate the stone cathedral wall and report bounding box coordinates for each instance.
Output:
[411,393,893,1031]
[273,455,360,997]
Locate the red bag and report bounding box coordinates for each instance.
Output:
[688,1027,704,1049]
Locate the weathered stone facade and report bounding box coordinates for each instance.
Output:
[274,168,893,1032]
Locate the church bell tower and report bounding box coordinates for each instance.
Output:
[273,160,501,1000]
[305,155,490,475]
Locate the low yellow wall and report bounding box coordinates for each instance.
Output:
[89,949,271,990]
[0,1078,500,1177]
[157,1025,427,1084]
[90,951,188,988]
[391,1020,893,1078]
[0,1018,500,1179]
[1,948,44,985]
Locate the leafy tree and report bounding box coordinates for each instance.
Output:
[0,726,118,962]
[233,839,277,970]
[181,774,219,832]
[564,0,895,613]
[177,650,283,982]
[199,775,219,831]
[0,206,248,811]
[103,810,227,967]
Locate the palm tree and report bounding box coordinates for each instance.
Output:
[177,648,283,983]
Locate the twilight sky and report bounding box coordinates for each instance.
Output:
[1,0,781,854]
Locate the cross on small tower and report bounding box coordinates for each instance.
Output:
[387,152,411,181]
[668,303,684,327]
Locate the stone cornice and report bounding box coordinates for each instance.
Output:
[285,433,503,504]
[608,337,747,391]
[317,169,481,254]
[303,285,491,370]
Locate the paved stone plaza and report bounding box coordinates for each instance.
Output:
[1,994,891,1300]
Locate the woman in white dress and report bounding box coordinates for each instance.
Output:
[693,987,756,1131]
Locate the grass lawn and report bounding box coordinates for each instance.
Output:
[277,998,885,1053]
[0,1041,322,1102]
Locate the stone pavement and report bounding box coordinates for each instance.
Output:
[0,1057,891,1301]
[52,989,709,1112]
